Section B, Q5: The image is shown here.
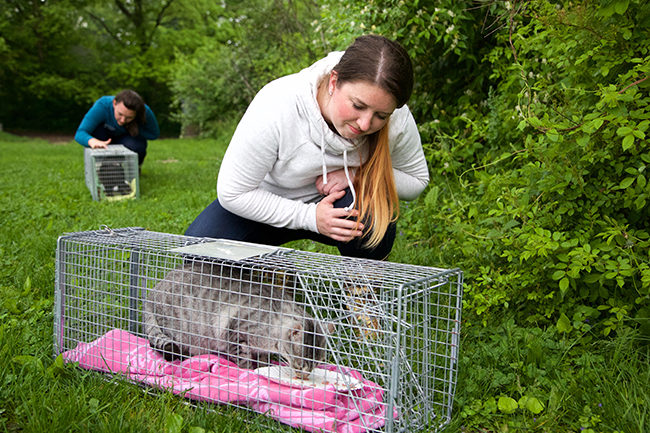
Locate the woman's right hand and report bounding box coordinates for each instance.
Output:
[316,190,364,242]
[88,137,111,149]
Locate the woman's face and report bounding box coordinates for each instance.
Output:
[113,100,136,126]
[323,73,397,139]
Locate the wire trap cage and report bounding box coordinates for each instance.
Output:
[84,145,139,201]
[54,227,463,433]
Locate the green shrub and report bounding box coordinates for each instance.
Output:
[412,0,650,334]
[318,0,650,335]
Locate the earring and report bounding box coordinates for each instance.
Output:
[328,89,333,96]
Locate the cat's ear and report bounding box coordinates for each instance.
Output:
[289,323,304,342]
[323,321,335,335]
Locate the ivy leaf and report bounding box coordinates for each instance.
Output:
[559,276,570,293]
[497,396,518,414]
[551,270,566,280]
[557,313,572,333]
[519,396,545,414]
[616,126,633,136]
[525,397,545,414]
[619,177,635,189]
[614,0,629,14]
[622,134,635,150]
[165,413,183,433]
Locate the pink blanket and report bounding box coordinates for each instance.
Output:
[61,329,394,432]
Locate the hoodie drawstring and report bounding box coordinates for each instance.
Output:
[342,150,356,212]
[321,140,328,185]
[321,127,357,212]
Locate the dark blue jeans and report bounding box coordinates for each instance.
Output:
[92,124,148,165]
[185,189,396,260]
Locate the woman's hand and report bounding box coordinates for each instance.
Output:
[88,137,111,149]
[316,190,364,242]
[316,169,354,196]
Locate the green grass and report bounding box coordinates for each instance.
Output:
[1,132,648,433]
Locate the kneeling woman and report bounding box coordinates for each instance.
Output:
[186,35,429,260]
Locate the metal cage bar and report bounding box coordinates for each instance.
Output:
[83,145,139,201]
[54,227,463,432]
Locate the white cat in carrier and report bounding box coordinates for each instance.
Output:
[54,227,463,433]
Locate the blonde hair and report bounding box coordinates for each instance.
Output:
[353,123,399,248]
[333,35,413,249]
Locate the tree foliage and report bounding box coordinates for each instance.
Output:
[0,0,96,130]
[434,0,649,336]
[322,0,650,337]
[0,0,180,133]
[168,0,321,137]
[306,0,650,338]
[1,0,647,336]
[0,0,321,135]
[1,1,649,430]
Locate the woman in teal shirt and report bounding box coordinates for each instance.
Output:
[75,89,160,165]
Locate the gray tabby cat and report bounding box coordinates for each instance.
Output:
[144,260,331,376]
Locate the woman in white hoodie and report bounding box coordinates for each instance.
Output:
[185,35,429,260]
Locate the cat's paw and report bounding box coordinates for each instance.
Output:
[238,360,258,370]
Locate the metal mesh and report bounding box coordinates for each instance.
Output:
[83,145,139,201]
[54,227,463,432]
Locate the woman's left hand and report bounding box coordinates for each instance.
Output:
[316,190,364,242]
[316,169,354,196]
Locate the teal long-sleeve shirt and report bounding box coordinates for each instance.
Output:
[75,96,160,147]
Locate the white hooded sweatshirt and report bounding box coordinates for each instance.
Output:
[216,51,430,234]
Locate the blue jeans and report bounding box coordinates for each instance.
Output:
[92,124,148,165]
[185,189,396,260]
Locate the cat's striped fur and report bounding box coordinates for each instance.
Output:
[143,260,330,375]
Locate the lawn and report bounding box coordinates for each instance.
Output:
[0,132,647,433]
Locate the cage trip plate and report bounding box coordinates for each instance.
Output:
[170,240,280,261]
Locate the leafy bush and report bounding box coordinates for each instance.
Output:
[318,0,650,336]
[411,1,649,334]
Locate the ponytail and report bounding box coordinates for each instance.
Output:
[354,124,399,248]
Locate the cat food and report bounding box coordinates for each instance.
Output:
[254,366,363,391]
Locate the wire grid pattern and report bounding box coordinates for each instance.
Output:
[83,145,139,201]
[54,227,463,433]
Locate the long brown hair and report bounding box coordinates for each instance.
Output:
[332,35,414,248]
[115,89,146,137]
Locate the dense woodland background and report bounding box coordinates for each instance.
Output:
[1,0,649,431]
